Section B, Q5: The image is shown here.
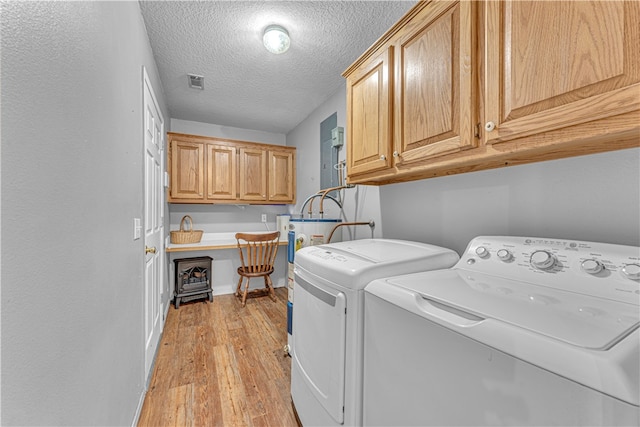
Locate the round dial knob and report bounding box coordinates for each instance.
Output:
[621,263,640,280]
[581,259,604,275]
[530,250,556,270]
[497,249,512,262]
[475,246,490,259]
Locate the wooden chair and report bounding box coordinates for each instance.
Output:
[235,231,281,307]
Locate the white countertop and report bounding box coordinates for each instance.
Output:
[166,231,287,253]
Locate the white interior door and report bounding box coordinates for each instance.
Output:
[143,67,165,379]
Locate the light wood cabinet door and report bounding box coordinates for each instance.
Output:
[169,139,204,200]
[268,150,296,203]
[207,144,237,200]
[484,0,640,145]
[394,0,477,166]
[346,47,393,177]
[239,147,267,201]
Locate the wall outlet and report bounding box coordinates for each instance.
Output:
[261,213,267,223]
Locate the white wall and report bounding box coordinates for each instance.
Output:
[287,82,383,240]
[167,120,290,295]
[1,2,168,425]
[379,148,640,255]
[171,118,286,145]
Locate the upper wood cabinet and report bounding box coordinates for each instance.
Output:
[345,0,478,182]
[268,149,296,203]
[169,137,205,200]
[393,0,476,166]
[346,46,393,176]
[167,132,296,204]
[239,147,268,201]
[207,144,236,200]
[343,0,639,185]
[483,0,640,146]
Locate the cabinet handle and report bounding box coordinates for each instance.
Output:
[393,151,399,158]
[380,155,387,160]
[485,121,496,132]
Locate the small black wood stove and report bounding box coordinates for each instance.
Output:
[173,256,213,308]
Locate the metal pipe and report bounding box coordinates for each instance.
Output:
[300,193,342,218]
[319,184,354,216]
[327,220,375,244]
[307,190,323,217]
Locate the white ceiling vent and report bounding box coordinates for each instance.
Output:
[187,74,204,90]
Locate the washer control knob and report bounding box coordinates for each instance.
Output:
[475,246,490,259]
[621,263,640,280]
[530,250,556,270]
[496,249,512,262]
[581,259,604,275]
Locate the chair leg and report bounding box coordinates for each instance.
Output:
[235,274,243,297]
[241,277,250,307]
[265,275,276,302]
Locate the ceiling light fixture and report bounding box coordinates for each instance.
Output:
[263,25,290,54]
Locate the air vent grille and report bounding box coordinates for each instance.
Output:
[187,74,204,90]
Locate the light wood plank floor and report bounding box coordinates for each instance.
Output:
[138,288,300,427]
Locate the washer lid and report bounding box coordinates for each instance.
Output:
[378,269,639,350]
[294,239,459,290]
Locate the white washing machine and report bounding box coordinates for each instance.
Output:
[290,239,459,426]
[363,236,640,426]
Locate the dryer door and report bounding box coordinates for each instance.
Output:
[292,270,347,424]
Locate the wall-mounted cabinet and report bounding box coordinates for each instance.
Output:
[207,144,236,200]
[169,138,205,200]
[346,46,393,176]
[268,149,296,203]
[343,0,639,185]
[168,133,296,204]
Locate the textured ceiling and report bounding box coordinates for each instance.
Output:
[139,1,415,134]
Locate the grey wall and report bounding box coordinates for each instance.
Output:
[171,118,286,146]
[1,2,168,425]
[287,83,383,240]
[379,148,640,255]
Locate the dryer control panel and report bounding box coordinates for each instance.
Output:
[459,236,640,304]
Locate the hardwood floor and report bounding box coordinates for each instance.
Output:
[138,288,300,427]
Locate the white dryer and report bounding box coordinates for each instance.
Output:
[363,236,640,426]
[290,239,459,427]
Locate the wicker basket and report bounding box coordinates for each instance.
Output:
[170,215,203,244]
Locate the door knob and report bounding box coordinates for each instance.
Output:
[145,246,157,254]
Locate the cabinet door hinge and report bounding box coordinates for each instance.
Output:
[474,123,481,139]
